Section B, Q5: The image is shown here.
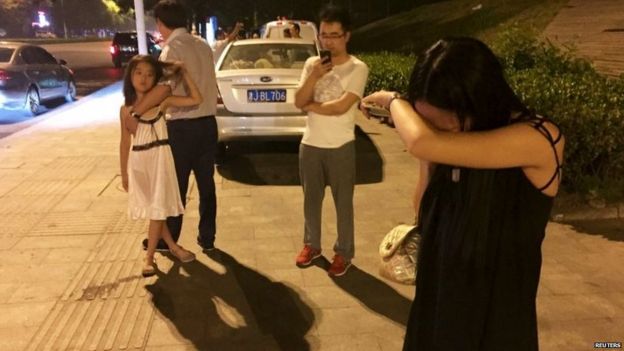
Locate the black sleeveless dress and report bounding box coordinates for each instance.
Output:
[403,118,562,350]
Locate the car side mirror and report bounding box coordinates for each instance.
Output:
[58,59,67,65]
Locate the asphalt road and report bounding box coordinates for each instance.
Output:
[0,41,122,138]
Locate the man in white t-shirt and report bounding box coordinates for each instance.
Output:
[294,5,369,277]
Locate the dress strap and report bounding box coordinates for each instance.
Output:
[136,111,164,125]
[527,116,563,191]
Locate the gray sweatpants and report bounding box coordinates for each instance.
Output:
[299,141,355,260]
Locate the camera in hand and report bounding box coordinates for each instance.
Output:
[320,49,331,64]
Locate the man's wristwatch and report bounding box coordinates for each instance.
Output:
[386,92,402,110]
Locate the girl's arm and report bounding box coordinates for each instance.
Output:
[125,84,171,134]
[160,65,203,111]
[363,91,564,171]
[119,106,132,192]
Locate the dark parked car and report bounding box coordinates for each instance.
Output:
[0,41,76,115]
[110,32,161,68]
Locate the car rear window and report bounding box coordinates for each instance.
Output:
[0,48,14,62]
[114,33,138,45]
[220,43,317,70]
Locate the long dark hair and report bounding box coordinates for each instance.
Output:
[407,37,530,131]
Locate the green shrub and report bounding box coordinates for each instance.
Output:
[492,27,624,197]
[358,52,415,95]
[359,29,624,197]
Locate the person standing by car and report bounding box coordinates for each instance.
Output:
[293,5,369,277]
[212,22,243,64]
[124,0,219,253]
[290,23,302,39]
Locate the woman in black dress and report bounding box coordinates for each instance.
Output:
[361,37,565,350]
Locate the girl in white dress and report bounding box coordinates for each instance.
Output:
[119,55,202,277]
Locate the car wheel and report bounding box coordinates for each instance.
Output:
[215,142,227,165]
[65,80,77,102]
[25,87,41,116]
[113,56,122,68]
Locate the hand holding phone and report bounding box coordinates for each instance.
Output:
[320,49,332,65]
[360,102,391,118]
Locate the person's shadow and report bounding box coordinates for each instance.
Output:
[308,256,413,326]
[145,250,315,350]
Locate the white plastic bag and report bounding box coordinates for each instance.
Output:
[379,224,420,285]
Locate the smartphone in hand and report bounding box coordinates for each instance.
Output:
[320,49,331,65]
[361,102,391,118]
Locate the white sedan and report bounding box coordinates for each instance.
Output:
[215,39,318,148]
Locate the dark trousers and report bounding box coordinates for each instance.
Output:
[166,116,217,246]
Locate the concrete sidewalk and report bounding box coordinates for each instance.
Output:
[543,0,624,78]
[0,81,623,351]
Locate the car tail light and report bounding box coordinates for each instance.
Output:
[110,45,119,55]
[0,69,12,81]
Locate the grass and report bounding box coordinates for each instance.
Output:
[350,0,569,54]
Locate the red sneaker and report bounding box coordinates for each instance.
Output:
[296,245,322,267]
[328,254,351,277]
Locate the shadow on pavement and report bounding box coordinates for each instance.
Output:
[332,265,412,326]
[567,219,624,242]
[145,249,314,350]
[216,126,384,186]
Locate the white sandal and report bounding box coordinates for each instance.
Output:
[172,246,196,263]
[142,258,157,277]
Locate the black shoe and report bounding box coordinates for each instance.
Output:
[142,239,170,252]
[197,240,215,252]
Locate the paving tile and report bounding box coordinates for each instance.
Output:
[0,283,18,303]
[42,247,91,263]
[0,237,25,251]
[538,293,624,322]
[308,333,383,351]
[301,265,336,287]
[0,301,55,328]
[12,235,100,250]
[0,249,49,267]
[8,281,68,303]
[313,307,393,336]
[299,285,360,309]
[262,268,305,287]
[0,327,38,351]
[0,262,81,284]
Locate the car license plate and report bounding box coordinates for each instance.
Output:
[247,89,286,103]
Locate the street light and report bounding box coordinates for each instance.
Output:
[134,0,148,55]
[60,0,68,39]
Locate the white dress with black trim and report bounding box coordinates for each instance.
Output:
[127,108,184,220]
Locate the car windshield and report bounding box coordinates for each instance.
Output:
[0,48,14,62]
[220,43,316,70]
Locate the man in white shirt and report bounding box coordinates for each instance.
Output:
[294,5,369,277]
[127,0,219,252]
